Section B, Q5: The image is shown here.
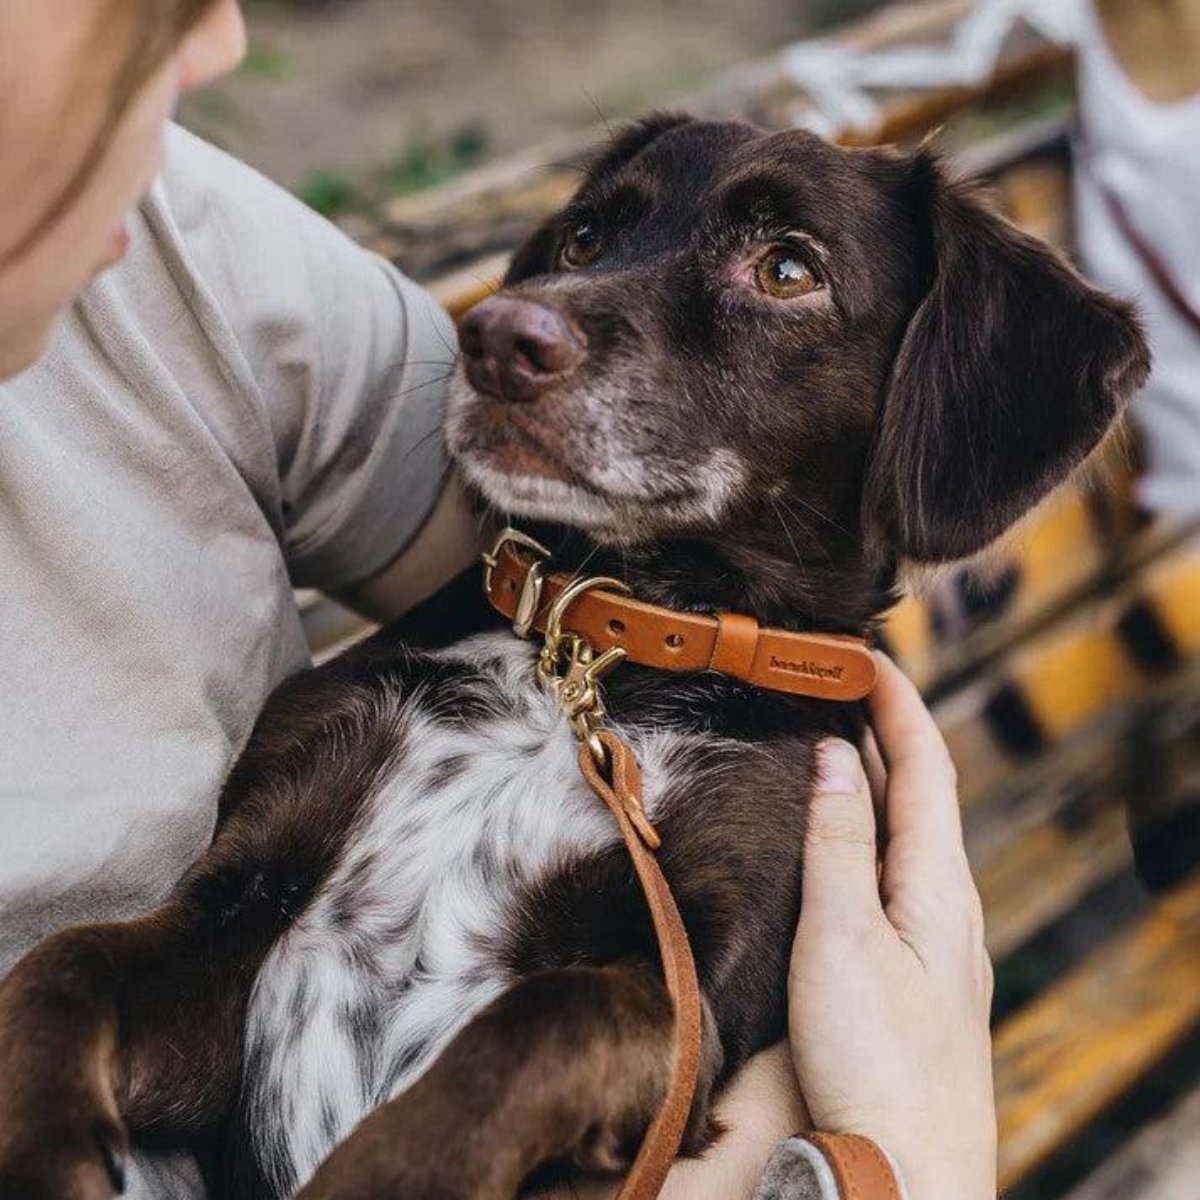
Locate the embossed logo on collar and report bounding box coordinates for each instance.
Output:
[769,655,845,681]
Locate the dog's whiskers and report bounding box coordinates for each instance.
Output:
[582,87,616,142]
[467,271,502,301]
[397,427,444,467]
[777,491,853,541]
[558,542,604,595]
[394,369,457,404]
[422,295,462,364]
[767,495,818,619]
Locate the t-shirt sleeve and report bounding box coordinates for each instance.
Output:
[157,124,456,591]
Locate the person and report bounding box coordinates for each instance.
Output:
[0,3,997,1198]
[1072,0,1200,522]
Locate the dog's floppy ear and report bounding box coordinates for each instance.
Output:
[505,113,696,285]
[864,153,1150,563]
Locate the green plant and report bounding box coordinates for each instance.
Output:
[240,39,291,80]
[298,169,360,217]
[382,123,492,198]
[807,0,888,34]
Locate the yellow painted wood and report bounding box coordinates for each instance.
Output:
[880,470,1147,697]
[881,595,935,688]
[976,799,1131,959]
[1021,625,1143,742]
[427,253,509,320]
[939,692,1012,811]
[999,160,1072,246]
[1008,491,1102,612]
[994,874,1200,1189]
[1013,536,1200,742]
[1148,555,1200,657]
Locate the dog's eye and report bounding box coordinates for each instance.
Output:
[560,221,603,269]
[755,247,822,299]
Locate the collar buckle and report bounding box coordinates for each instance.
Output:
[482,526,552,639]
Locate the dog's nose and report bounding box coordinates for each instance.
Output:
[459,296,586,400]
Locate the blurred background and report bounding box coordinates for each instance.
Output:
[180,0,886,217]
[184,3,1200,1198]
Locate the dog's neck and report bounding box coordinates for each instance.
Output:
[521,515,896,638]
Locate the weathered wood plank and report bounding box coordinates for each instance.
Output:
[935,533,1200,810]
[884,481,1117,691]
[971,753,1132,960]
[1061,1084,1200,1200]
[967,653,1200,959]
[836,43,1073,149]
[994,874,1200,1189]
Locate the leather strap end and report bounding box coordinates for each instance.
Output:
[754,1133,909,1200]
[803,1133,907,1200]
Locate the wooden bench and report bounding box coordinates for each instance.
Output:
[311,3,1200,1194]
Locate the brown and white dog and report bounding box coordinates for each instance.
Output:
[0,115,1148,1200]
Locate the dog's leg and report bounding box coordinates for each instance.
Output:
[0,890,277,1200]
[295,962,721,1200]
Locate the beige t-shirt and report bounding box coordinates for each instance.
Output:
[0,125,454,976]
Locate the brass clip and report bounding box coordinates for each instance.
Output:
[536,574,631,767]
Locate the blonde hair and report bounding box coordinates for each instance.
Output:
[2,0,219,265]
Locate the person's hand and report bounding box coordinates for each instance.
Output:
[529,1041,808,1200]
[788,653,996,1200]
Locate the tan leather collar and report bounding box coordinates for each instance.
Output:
[483,531,877,702]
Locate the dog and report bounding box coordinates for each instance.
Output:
[0,114,1148,1200]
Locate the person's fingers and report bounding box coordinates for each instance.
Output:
[867,653,966,862]
[802,739,882,921]
[859,726,888,835]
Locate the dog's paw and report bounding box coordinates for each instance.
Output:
[0,1113,129,1200]
[751,1137,833,1200]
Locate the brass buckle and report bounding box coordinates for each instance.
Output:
[482,527,552,639]
[536,574,631,767]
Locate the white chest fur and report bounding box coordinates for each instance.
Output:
[241,632,681,1196]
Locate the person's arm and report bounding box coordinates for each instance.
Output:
[158,126,470,614]
[336,467,485,624]
[777,652,996,1200]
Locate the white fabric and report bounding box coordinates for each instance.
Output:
[781,0,1083,136]
[0,125,454,979]
[1073,1,1200,518]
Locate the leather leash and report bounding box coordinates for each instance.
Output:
[481,529,876,1200]
[578,733,703,1200]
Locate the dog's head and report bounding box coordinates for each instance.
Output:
[448,115,1148,618]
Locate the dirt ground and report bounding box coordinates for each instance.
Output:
[179,0,879,207]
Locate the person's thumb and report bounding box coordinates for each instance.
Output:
[801,739,881,919]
